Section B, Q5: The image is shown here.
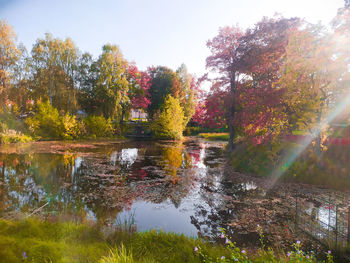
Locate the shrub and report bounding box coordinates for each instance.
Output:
[151,95,184,140]
[0,129,32,144]
[83,115,114,138]
[25,100,63,139]
[61,113,82,140]
[0,112,28,133]
[0,113,32,144]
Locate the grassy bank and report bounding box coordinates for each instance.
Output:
[0,218,227,263]
[0,218,333,263]
[0,113,33,144]
[229,140,350,191]
[198,132,229,141]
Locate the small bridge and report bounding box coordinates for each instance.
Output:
[123,122,152,139]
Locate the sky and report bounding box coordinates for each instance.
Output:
[0,0,345,79]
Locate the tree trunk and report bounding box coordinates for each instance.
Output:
[315,110,322,161]
[1,79,6,113]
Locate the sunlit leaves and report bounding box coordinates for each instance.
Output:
[0,20,20,111]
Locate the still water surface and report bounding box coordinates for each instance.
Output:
[0,139,234,238]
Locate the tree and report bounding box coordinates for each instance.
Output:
[0,20,20,112]
[196,82,228,129]
[176,64,198,126]
[147,66,181,118]
[76,52,98,115]
[206,26,244,151]
[151,95,184,140]
[8,44,31,112]
[235,16,299,145]
[279,23,342,156]
[93,44,130,120]
[126,64,151,118]
[30,33,79,113]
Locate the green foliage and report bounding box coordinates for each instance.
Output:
[229,139,350,190]
[0,20,21,111]
[0,219,335,263]
[0,129,32,144]
[0,112,32,144]
[0,219,225,263]
[148,65,198,126]
[93,44,130,119]
[198,133,229,141]
[25,101,115,140]
[26,100,63,139]
[61,113,83,140]
[0,112,28,132]
[98,245,138,263]
[230,142,278,175]
[0,219,108,263]
[176,64,198,126]
[151,96,184,140]
[30,33,79,113]
[83,115,114,138]
[148,66,180,118]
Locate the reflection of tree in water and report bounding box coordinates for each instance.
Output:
[0,152,80,216]
[1,140,234,234]
[188,144,263,246]
[2,141,196,224]
[66,141,195,223]
[203,146,224,168]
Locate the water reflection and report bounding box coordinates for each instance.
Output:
[0,140,228,236]
[0,140,285,245]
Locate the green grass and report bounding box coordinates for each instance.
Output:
[0,218,334,263]
[197,132,229,141]
[0,218,227,263]
[184,126,228,136]
[291,130,307,135]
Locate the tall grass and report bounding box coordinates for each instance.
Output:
[0,218,335,263]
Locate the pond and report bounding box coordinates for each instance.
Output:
[0,139,234,239]
[2,139,349,251]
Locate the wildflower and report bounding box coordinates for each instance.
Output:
[225,238,229,244]
[306,255,310,259]
[296,240,301,245]
[221,256,225,259]
[22,252,27,259]
[287,252,291,257]
[328,250,331,254]
[194,247,198,252]
[257,224,260,227]
[220,233,225,239]
[234,258,238,261]
[241,250,246,254]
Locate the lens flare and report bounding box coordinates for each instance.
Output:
[268,93,350,188]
